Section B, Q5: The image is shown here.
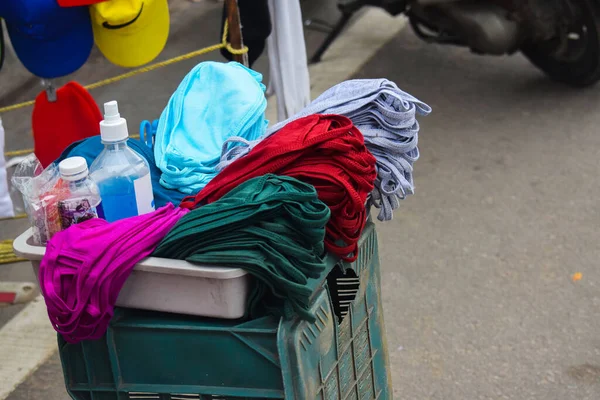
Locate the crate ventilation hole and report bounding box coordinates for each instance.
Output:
[327,267,360,322]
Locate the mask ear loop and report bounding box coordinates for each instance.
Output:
[139,119,160,149]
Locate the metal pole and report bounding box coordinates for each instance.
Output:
[225,0,248,67]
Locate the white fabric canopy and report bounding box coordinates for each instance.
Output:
[267,0,311,121]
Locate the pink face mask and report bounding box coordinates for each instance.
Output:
[39,203,188,343]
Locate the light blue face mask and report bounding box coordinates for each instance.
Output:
[154,61,268,194]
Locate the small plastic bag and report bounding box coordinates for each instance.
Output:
[11,154,61,245]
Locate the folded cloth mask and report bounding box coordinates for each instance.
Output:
[154,61,268,194]
[219,79,431,221]
[155,174,330,321]
[39,203,188,343]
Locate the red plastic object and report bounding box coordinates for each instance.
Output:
[32,82,102,167]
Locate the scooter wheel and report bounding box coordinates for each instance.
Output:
[522,0,600,87]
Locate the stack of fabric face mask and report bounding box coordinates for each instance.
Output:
[181,114,376,262]
[154,61,268,194]
[55,136,186,208]
[155,174,330,321]
[218,79,431,221]
[39,204,188,343]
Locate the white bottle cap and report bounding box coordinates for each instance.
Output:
[100,100,129,142]
[59,157,89,181]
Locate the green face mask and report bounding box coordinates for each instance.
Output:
[153,174,331,321]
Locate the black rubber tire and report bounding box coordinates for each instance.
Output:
[522,0,600,87]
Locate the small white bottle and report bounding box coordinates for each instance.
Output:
[89,101,155,222]
[57,156,104,229]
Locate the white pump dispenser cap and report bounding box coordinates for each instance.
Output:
[100,101,129,142]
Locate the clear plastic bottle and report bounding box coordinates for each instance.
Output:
[57,156,104,229]
[90,101,155,222]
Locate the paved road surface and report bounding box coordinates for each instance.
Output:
[2,2,600,399]
[360,30,600,400]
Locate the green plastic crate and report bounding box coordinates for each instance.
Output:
[58,222,391,400]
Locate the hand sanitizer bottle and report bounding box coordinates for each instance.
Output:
[90,101,155,222]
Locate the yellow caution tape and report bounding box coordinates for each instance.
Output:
[0,240,25,265]
[0,213,27,221]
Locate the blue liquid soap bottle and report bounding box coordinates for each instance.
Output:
[90,101,155,222]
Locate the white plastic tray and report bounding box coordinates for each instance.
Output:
[13,229,252,319]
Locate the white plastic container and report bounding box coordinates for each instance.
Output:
[13,228,252,319]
